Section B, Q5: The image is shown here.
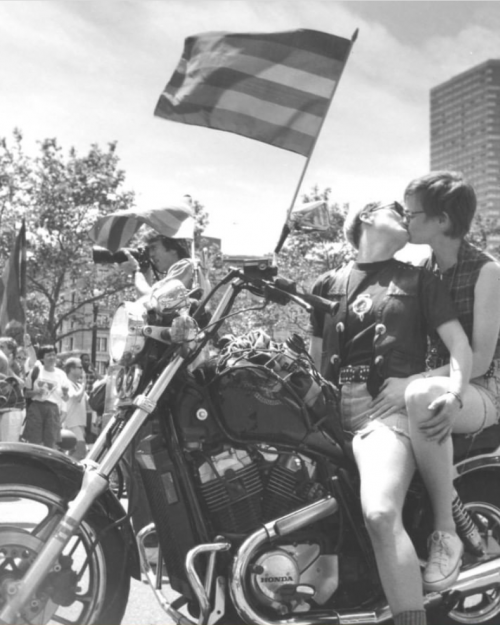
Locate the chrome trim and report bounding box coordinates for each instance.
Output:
[455,452,500,477]
[0,355,186,625]
[230,497,339,625]
[185,541,231,625]
[136,525,195,625]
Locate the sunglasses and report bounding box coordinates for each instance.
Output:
[366,201,406,219]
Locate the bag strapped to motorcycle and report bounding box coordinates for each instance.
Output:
[211,330,343,447]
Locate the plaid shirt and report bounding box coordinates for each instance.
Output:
[425,240,500,365]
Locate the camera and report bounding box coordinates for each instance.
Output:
[92,246,151,272]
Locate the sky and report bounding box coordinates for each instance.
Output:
[1,0,500,255]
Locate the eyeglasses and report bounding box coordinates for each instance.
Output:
[367,202,428,221]
[366,201,406,219]
[404,210,426,220]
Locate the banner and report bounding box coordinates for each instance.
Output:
[0,220,27,334]
[88,204,195,252]
[155,29,352,156]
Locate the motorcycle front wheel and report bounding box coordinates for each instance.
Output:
[429,471,500,625]
[0,465,130,625]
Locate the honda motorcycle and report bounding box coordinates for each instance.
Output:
[1,258,500,625]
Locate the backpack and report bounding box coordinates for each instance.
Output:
[24,365,40,408]
[88,377,107,416]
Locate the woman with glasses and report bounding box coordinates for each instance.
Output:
[370,171,500,597]
[309,200,472,625]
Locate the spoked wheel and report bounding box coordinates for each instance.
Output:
[429,473,500,625]
[0,467,130,624]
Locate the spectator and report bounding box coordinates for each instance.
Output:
[23,345,69,448]
[0,337,25,442]
[63,357,88,460]
[122,230,210,298]
[80,353,102,440]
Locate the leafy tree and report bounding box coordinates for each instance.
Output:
[205,187,352,341]
[0,130,136,343]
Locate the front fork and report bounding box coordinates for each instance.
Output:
[0,355,185,625]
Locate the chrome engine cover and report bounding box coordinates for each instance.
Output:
[249,544,339,613]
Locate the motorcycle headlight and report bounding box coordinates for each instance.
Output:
[109,301,147,363]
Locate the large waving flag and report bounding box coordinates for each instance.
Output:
[154,29,353,157]
[88,203,195,252]
[0,220,27,334]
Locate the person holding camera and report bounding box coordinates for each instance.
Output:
[122,230,209,297]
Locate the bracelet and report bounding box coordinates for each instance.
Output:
[446,390,463,409]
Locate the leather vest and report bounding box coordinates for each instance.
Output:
[320,261,428,394]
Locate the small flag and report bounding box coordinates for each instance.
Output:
[289,200,330,232]
[0,220,27,334]
[155,29,352,156]
[88,204,195,252]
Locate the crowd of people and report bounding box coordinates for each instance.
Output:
[0,337,102,461]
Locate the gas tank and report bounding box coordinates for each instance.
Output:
[210,362,345,460]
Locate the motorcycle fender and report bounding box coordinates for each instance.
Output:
[0,442,141,579]
[455,451,500,479]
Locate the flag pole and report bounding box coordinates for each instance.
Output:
[274,29,359,255]
[20,219,27,337]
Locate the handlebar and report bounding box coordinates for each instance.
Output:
[296,291,340,316]
[259,279,339,316]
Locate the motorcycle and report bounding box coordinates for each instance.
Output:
[1,257,500,625]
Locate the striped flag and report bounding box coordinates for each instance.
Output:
[0,220,27,334]
[88,203,195,252]
[154,29,352,156]
[289,200,330,232]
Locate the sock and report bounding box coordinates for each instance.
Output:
[394,610,427,625]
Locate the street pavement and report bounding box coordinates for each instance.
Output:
[122,577,178,625]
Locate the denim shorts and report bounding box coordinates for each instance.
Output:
[340,381,410,441]
[468,358,500,435]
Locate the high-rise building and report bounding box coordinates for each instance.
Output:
[430,59,500,220]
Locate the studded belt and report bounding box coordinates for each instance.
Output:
[339,364,371,385]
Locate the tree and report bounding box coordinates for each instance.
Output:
[0,130,136,343]
[205,186,353,341]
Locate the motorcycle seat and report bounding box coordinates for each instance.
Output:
[453,421,500,462]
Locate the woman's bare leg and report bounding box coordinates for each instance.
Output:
[353,426,423,614]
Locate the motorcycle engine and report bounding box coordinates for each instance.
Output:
[249,544,339,613]
[196,447,326,535]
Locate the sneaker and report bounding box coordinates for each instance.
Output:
[423,531,464,592]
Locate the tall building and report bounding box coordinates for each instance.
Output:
[430,59,500,221]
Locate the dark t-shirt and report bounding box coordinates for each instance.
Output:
[310,259,458,372]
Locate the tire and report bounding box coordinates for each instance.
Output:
[428,470,500,625]
[0,464,130,624]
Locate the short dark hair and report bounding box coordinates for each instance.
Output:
[404,171,476,238]
[343,202,380,249]
[143,232,191,259]
[37,344,57,360]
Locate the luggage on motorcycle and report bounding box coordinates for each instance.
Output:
[209,331,343,450]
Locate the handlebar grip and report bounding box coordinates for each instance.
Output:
[298,292,339,316]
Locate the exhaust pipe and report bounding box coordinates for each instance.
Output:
[230,496,500,625]
[424,556,500,611]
